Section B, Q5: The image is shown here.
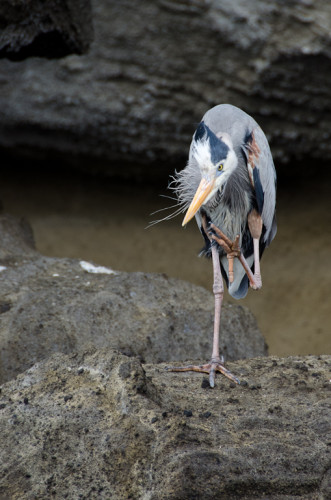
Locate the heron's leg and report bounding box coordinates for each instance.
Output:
[210,243,223,361]
[166,220,240,387]
[247,210,263,289]
[208,244,240,387]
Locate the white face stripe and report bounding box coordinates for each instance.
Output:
[192,137,215,178]
[192,135,238,204]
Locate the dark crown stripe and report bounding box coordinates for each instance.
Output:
[194,122,229,165]
[194,121,206,142]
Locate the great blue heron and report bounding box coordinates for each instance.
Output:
[167,104,277,387]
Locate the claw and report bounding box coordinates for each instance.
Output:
[209,365,216,388]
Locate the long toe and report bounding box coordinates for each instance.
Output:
[166,361,240,387]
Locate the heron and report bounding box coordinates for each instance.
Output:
[166,104,277,387]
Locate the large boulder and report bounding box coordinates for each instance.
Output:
[0,348,329,499]
[0,213,266,384]
[0,0,330,176]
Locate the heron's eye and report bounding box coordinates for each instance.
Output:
[218,163,224,171]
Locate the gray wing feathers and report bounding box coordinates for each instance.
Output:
[250,125,277,245]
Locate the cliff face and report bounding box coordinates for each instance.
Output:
[0,0,330,177]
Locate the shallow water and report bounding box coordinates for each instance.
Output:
[1,167,330,356]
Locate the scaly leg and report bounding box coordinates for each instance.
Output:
[247,209,263,289]
[166,229,240,387]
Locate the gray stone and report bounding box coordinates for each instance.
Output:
[0,213,36,261]
[0,213,267,384]
[0,348,329,499]
[0,0,330,176]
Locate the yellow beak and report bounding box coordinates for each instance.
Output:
[182,177,216,226]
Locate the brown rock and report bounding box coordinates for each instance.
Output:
[0,348,329,499]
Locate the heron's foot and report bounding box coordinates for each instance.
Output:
[207,221,262,290]
[201,215,238,254]
[208,224,241,256]
[166,357,240,388]
[207,224,241,284]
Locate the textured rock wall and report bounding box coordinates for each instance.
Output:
[0,0,330,177]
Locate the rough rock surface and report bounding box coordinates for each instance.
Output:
[0,213,36,260]
[0,0,330,176]
[0,213,266,384]
[0,348,330,499]
[0,0,93,60]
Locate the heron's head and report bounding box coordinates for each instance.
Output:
[182,122,238,225]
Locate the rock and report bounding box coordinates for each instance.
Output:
[0,0,330,175]
[0,213,37,261]
[0,0,93,60]
[0,213,267,384]
[0,348,329,499]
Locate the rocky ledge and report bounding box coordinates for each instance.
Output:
[0,348,330,499]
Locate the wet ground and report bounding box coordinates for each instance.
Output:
[1,166,330,357]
